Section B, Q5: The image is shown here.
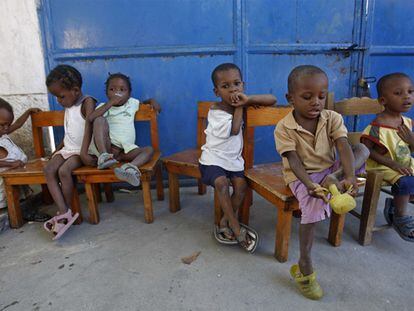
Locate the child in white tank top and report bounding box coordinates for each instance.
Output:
[43,65,96,240]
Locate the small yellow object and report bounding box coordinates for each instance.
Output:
[327,184,356,214]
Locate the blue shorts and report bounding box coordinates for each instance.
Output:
[199,164,244,187]
[392,176,414,196]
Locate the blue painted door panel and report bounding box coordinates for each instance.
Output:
[358,0,414,131]
[38,0,412,166]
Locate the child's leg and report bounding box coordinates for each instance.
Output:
[118,146,154,167]
[230,176,247,218]
[93,117,112,154]
[43,155,68,214]
[57,155,82,210]
[214,176,242,237]
[299,223,316,275]
[323,143,369,188]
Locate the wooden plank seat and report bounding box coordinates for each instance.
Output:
[0,111,81,228]
[74,104,164,224]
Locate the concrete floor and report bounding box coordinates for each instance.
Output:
[0,186,413,311]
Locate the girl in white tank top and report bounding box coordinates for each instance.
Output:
[43,65,96,240]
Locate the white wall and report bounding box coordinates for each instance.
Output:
[0,0,49,157]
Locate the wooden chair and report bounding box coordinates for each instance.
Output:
[241,101,383,262]
[163,101,215,214]
[326,96,389,246]
[0,111,81,228]
[74,104,164,224]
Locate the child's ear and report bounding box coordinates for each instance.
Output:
[378,96,386,106]
[285,93,293,106]
[72,86,81,94]
[213,87,219,97]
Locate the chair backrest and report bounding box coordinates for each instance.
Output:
[30,104,161,158]
[326,95,384,145]
[197,101,216,149]
[243,105,292,169]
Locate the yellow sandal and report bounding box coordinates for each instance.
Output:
[290,264,323,300]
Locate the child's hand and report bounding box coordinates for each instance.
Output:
[397,124,414,146]
[230,93,249,107]
[27,108,41,114]
[307,183,329,203]
[81,154,97,167]
[391,163,413,176]
[340,176,359,197]
[148,99,162,113]
[109,92,129,106]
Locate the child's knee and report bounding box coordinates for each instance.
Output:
[233,178,247,195]
[353,143,370,160]
[43,163,57,177]
[144,146,154,157]
[58,166,71,181]
[93,116,108,130]
[214,177,229,194]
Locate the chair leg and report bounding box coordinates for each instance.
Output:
[328,212,346,246]
[93,184,102,203]
[41,184,53,205]
[5,184,23,228]
[168,172,180,213]
[214,189,222,225]
[71,187,82,224]
[84,183,99,224]
[198,179,206,195]
[141,179,154,223]
[239,188,252,225]
[275,208,293,262]
[155,164,164,201]
[103,183,115,203]
[359,171,384,245]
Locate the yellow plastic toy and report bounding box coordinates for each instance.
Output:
[312,183,356,215]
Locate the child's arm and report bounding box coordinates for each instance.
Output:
[5,108,41,135]
[230,107,243,135]
[87,95,126,122]
[336,137,358,195]
[362,138,413,176]
[284,151,328,201]
[230,93,276,107]
[80,98,98,166]
[141,98,161,113]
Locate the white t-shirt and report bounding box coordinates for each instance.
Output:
[199,109,244,171]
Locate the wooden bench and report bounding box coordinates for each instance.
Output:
[0,111,81,228]
[74,104,164,224]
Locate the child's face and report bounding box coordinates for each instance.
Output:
[0,108,13,136]
[286,73,328,120]
[48,82,81,108]
[380,77,414,113]
[214,69,244,104]
[106,77,131,106]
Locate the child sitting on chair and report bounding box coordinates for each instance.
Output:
[0,98,47,221]
[199,63,276,253]
[361,73,414,242]
[274,65,369,300]
[43,65,97,240]
[87,73,161,186]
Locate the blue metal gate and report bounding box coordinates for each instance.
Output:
[37,0,412,164]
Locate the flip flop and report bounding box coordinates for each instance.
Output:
[50,209,79,240]
[114,163,141,186]
[392,215,414,242]
[97,152,118,170]
[236,225,259,253]
[44,215,60,232]
[213,225,238,245]
[384,198,394,226]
